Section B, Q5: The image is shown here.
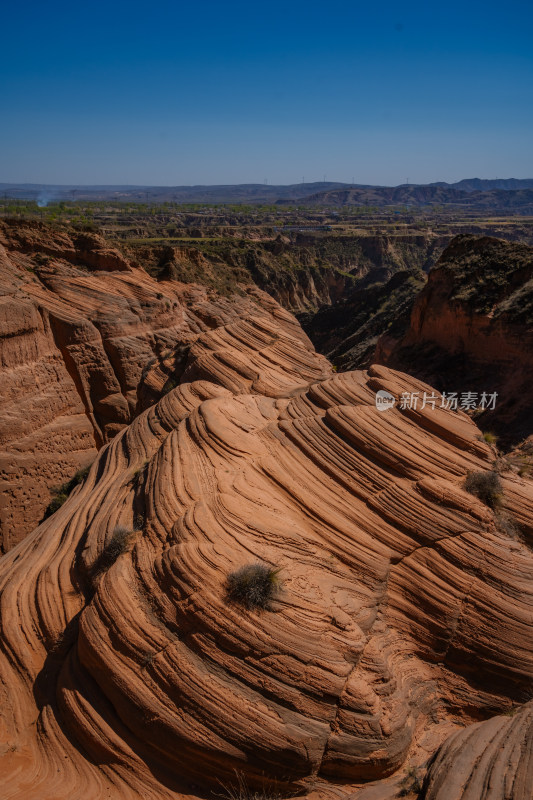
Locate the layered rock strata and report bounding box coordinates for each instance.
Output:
[0,327,532,798]
[0,220,308,548]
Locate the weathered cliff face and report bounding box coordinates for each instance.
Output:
[376,235,533,446]
[300,269,426,370]
[0,301,532,799]
[0,220,308,550]
[134,231,450,313]
[242,232,449,312]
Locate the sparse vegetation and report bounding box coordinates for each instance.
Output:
[217,770,286,800]
[133,459,149,479]
[133,513,145,530]
[225,563,281,610]
[140,651,155,668]
[91,525,135,579]
[398,766,422,797]
[492,456,510,474]
[464,470,503,508]
[496,512,522,541]
[43,463,92,518]
[481,431,498,446]
[161,377,177,394]
[45,490,69,516]
[517,456,533,477]
[64,463,92,491]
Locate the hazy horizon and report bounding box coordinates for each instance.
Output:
[2,177,533,189]
[1,0,532,185]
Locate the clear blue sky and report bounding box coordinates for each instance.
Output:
[1,0,532,186]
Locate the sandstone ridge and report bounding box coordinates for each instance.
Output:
[1,312,532,798]
[0,219,313,549]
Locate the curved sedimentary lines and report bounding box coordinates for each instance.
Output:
[82,555,335,784]
[503,478,533,537]
[306,370,374,410]
[1,329,533,798]
[325,404,479,481]
[182,315,332,397]
[368,481,487,552]
[387,531,533,681]
[3,219,315,546]
[424,702,533,800]
[258,454,393,581]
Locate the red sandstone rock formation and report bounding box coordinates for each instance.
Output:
[0,220,314,549]
[0,313,532,798]
[423,701,533,799]
[376,235,533,446]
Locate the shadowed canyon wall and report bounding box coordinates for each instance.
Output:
[376,235,533,447]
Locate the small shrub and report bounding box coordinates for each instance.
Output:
[464,470,503,509]
[496,512,522,541]
[398,766,422,797]
[43,463,92,518]
[225,563,280,610]
[517,458,532,478]
[217,770,285,800]
[63,464,91,494]
[92,525,134,579]
[45,491,69,516]
[492,456,510,474]
[133,459,149,479]
[133,513,145,530]
[482,431,498,446]
[140,651,155,668]
[140,356,157,381]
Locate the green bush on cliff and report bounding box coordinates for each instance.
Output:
[225,563,281,610]
[43,463,92,518]
[481,431,498,446]
[45,491,69,516]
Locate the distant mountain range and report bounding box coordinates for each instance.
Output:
[297,185,533,210]
[429,178,533,192]
[1,178,533,207]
